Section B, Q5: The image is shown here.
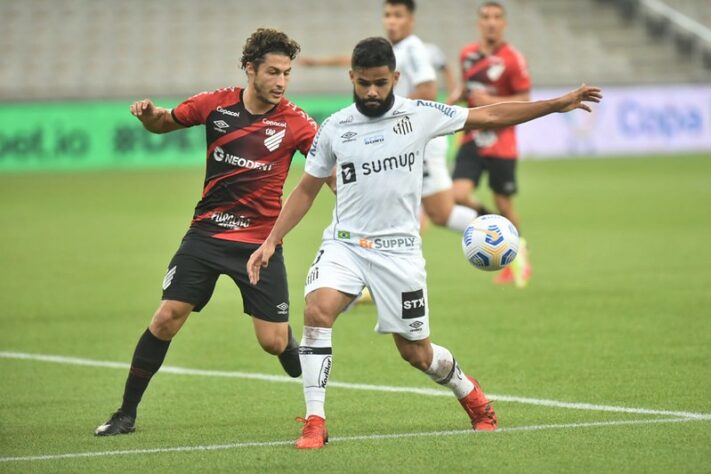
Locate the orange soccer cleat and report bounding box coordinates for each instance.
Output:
[458,376,497,431]
[493,266,514,285]
[295,415,329,449]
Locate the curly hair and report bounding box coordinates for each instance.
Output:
[240,28,301,70]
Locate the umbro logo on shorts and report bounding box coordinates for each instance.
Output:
[401,289,425,319]
[162,266,177,290]
[276,302,289,314]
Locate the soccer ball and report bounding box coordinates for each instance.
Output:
[462,215,520,271]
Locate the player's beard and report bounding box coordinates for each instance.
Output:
[253,78,281,106]
[354,87,395,118]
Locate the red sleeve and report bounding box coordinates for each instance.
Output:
[508,49,531,93]
[171,90,218,127]
[296,118,318,156]
[284,102,318,155]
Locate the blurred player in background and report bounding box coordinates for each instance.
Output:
[95,28,317,436]
[425,42,458,99]
[449,1,532,287]
[248,36,602,449]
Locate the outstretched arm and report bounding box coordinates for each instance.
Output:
[130,99,184,134]
[299,55,351,67]
[462,84,602,131]
[247,173,328,284]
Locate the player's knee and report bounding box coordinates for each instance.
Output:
[150,304,189,339]
[428,209,450,227]
[398,346,430,371]
[304,301,333,327]
[257,332,287,355]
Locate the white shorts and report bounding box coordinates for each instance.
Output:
[304,240,430,340]
[422,136,452,198]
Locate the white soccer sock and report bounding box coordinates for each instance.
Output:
[299,326,333,419]
[425,344,475,399]
[446,205,478,232]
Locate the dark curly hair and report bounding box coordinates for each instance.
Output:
[240,28,301,70]
[351,37,396,71]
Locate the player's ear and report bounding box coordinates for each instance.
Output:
[349,69,355,83]
[393,70,400,86]
[245,62,256,79]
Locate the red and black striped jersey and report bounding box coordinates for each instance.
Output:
[458,42,530,159]
[171,87,317,244]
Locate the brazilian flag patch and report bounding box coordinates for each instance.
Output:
[337,230,351,239]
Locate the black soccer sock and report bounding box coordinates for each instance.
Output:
[120,328,171,419]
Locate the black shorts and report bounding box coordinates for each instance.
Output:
[161,230,289,322]
[453,141,518,196]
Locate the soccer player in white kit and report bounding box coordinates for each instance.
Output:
[248,37,601,449]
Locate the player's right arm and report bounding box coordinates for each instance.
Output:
[247,173,327,285]
[130,99,184,134]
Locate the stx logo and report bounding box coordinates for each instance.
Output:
[401,289,426,319]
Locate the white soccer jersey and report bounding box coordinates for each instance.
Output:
[305,96,468,253]
[392,34,437,97]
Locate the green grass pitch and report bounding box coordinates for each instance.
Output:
[1,154,710,472]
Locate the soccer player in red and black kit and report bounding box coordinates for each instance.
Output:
[95,28,317,436]
[450,1,532,287]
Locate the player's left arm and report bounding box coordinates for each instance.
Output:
[469,90,530,106]
[247,173,328,284]
[461,84,602,131]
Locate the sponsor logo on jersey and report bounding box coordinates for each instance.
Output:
[213,146,273,171]
[262,118,287,128]
[212,119,230,134]
[362,152,416,175]
[401,289,426,319]
[162,266,177,290]
[265,128,276,136]
[393,116,413,135]
[210,212,251,230]
[341,162,357,184]
[340,131,357,143]
[392,107,407,117]
[415,100,455,118]
[358,237,417,250]
[364,134,384,145]
[339,114,354,125]
[264,128,286,151]
[337,230,351,239]
[216,106,240,117]
[276,302,289,315]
